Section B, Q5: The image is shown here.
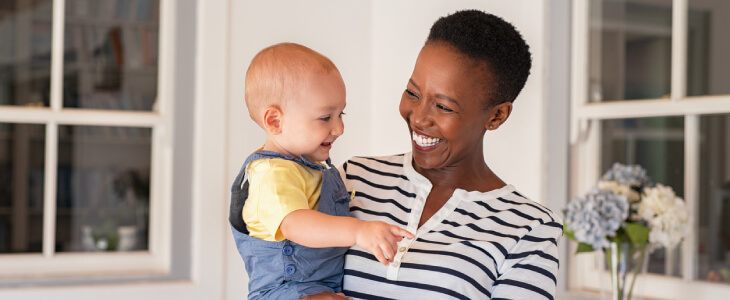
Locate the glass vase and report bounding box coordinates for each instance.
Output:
[605,241,648,300]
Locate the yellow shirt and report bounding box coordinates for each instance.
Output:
[243,158,322,241]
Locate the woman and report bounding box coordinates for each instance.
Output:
[310,9,562,300]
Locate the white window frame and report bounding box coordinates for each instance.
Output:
[569,0,730,298]
[0,0,174,279]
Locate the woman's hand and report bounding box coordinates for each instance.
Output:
[355,221,414,265]
[299,292,352,300]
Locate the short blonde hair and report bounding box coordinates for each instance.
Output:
[244,43,339,126]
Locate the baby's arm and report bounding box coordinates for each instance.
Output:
[280,209,414,265]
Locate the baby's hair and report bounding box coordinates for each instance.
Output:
[245,43,339,125]
[426,10,532,107]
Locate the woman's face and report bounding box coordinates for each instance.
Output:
[399,42,501,171]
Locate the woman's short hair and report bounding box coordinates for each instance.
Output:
[426,10,532,107]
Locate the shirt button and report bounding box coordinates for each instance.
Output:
[398,247,406,252]
[285,264,296,275]
[282,245,293,256]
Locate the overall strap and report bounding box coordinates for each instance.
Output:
[229,150,331,234]
[244,150,327,173]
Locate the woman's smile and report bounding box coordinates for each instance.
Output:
[412,131,443,149]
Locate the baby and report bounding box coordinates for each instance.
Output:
[229,43,413,300]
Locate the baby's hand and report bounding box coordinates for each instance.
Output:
[354,221,415,266]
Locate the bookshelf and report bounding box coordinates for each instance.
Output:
[0,0,158,254]
[63,0,160,111]
[0,0,159,109]
[0,123,45,253]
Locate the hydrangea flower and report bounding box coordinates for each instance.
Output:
[639,184,690,249]
[597,180,641,202]
[565,162,689,254]
[565,188,629,250]
[600,162,653,191]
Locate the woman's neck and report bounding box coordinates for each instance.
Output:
[414,155,505,193]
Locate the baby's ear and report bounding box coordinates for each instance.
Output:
[263,106,283,135]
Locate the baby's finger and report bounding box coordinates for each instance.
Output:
[381,243,396,262]
[390,226,415,238]
[372,249,389,266]
[386,235,399,249]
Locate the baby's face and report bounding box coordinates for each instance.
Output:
[277,70,346,162]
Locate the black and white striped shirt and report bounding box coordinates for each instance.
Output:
[339,153,562,300]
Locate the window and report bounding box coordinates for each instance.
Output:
[570,0,730,298]
[0,0,173,280]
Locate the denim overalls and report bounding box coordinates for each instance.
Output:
[229,150,350,300]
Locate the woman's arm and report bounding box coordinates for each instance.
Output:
[280,209,414,265]
[490,222,563,300]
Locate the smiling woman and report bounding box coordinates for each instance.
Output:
[327,10,563,300]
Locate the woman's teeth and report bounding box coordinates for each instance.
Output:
[412,132,442,147]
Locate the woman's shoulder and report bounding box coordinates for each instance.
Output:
[341,154,407,174]
[487,187,563,226]
[344,154,406,166]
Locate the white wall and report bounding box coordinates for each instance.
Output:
[369,0,546,201]
[226,0,550,298]
[229,0,547,198]
[0,1,558,299]
[226,1,374,298]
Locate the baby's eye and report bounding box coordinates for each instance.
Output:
[436,104,454,112]
[405,89,419,99]
[339,111,346,118]
[320,116,331,122]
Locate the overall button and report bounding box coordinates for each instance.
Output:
[398,247,406,252]
[285,264,296,275]
[282,245,293,256]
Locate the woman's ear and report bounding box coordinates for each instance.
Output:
[485,102,512,131]
[263,106,283,135]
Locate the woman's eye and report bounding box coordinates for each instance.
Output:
[405,89,419,99]
[436,104,454,112]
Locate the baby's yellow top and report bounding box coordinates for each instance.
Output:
[243,157,322,241]
[244,42,340,127]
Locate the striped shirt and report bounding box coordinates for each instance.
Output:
[339,153,562,300]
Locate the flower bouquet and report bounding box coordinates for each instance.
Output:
[564,163,690,300]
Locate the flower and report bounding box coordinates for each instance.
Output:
[564,163,689,253]
[565,188,629,249]
[638,184,690,249]
[597,180,640,202]
[600,162,653,190]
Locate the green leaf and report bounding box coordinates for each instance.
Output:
[576,242,595,253]
[624,222,650,245]
[564,224,597,253]
[564,225,576,240]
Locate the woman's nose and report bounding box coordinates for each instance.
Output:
[411,101,430,127]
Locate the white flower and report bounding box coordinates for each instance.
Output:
[639,184,690,249]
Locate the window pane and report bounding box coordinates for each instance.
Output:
[0,123,45,253]
[0,0,54,107]
[601,116,685,277]
[686,1,730,97]
[698,114,730,285]
[62,0,160,111]
[56,125,151,252]
[588,0,672,102]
